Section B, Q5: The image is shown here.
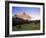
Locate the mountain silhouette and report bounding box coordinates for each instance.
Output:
[12,12,40,26]
[13,12,31,20]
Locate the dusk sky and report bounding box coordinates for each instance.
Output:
[12,7,40,20]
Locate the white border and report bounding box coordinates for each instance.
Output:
[9,3,43,35]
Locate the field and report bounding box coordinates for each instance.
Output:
[12,23,40,31]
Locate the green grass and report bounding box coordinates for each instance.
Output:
[12,23,40,31]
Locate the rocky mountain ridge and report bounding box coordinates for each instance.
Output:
[12,12,40,26]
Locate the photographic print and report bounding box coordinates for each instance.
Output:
[5,1,45,37]
[12,7,40,31]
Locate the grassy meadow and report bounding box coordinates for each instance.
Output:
[12,23,40,31]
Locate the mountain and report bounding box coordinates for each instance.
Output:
[12,12,40,26]
[13,12,31,21]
